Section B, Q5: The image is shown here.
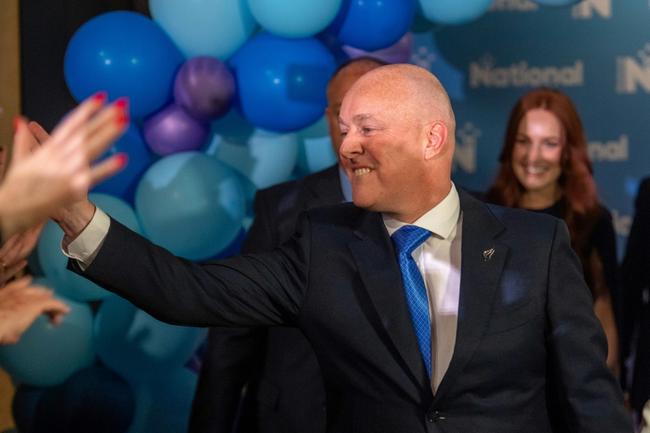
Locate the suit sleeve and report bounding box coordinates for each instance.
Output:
[546,220,632,432]
[76,212,311,328]
[190,190,276,433]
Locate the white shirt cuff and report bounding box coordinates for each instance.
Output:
[62,207,110,270]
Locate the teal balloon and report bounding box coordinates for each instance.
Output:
[94,296,205,385]
[0,286,94,386]
[296,116,337,175]
[150,0,256,59]
[127,366,198,433]
[135,152,245,260]
[418,0,493,24]
[215,128,299,189]
[64,11,184,117]
[248,0,342,37]
[36,194,142,301]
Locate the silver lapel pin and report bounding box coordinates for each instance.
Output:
[482,248,495,262]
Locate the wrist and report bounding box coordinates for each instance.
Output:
[54,201,96,247]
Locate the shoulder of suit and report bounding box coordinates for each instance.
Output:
[304,202,365,226]
[254,165,338,202]
[483,201,560,233]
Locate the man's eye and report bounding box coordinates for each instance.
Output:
[361,128,373,135]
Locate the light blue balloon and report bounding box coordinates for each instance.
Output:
[296,116,337,175]
[418,0,493,25]
[215,128,299,189]
[64,11,184,117]
[248,0,342,37]
[150,0,257,59]
[533,0,580,5]
[135,152,245,260]
[36,194,142,301]
[94,296,205,385]
[127,366,198,433]
[0,285,94,386]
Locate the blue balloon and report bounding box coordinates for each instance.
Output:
[135,152,245,260]
[215,128,299,189]
[248,0,342,37]
[64,11,184,117]
[230,32,336,132]
[94,296,205,386]
[0,285,94,386]
[128,366,198,433]
[150,0,256,59]
[91,124,155,203]
[331,0,416,51]
[36,193,142,301]
[418,0,493,25]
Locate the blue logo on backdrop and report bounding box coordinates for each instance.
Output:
[412,1,650,256]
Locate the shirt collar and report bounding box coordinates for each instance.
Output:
[382,183,461,240]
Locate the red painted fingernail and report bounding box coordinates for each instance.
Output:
[92,91,108,104]
[115,152,128,168]
[13,116,23,131]
[114,97,129,111]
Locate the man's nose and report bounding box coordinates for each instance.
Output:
[339,134,362,161]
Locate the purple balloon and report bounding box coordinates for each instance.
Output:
[342,32,413,64]
[143,104,210,156]
[173,56,235,120]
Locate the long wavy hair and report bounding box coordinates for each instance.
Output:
[486,88,600,256]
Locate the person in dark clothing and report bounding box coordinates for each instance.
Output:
[485,87,620,375]
[621,177,650,423]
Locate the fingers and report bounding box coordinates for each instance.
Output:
[84,98,129,161]
[49,92,108,144]
[89,153,128,187]
[0,260,27,286]
[27,121,50,144]
[11,117,34,162]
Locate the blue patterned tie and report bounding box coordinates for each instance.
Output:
[391,225,433,378]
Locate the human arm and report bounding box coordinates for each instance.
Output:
[547,221,632,432]
[0,276,70,345]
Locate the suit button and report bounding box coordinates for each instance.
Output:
[426,411,445,423]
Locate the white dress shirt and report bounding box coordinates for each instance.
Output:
[382,184,462,392]
[65,184,462,392]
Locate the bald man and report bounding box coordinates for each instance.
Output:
[190,57,386,433]
[58,64,631,433]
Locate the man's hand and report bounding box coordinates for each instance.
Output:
[0,93,129,238]
[0,276,70,345]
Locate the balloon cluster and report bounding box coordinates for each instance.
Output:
[4,0,581,431]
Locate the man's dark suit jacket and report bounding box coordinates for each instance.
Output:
[622,177,650,413]
[190,166,342,433]
[77,190,632,433]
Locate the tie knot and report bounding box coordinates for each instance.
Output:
[391,225,431,256]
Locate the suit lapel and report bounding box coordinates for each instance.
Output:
[433,190,508,402]
[348,211,431,391]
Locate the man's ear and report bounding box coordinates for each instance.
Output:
[424,121,447,160]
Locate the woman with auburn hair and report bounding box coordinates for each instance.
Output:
[486,88,620,374]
